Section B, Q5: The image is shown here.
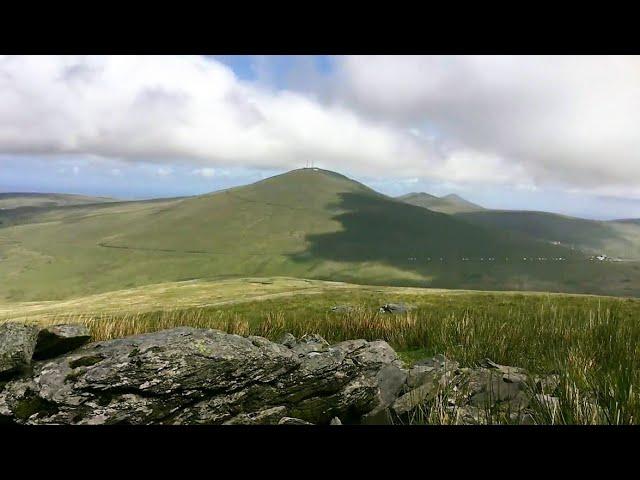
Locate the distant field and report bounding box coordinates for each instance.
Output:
[2,276,639,424]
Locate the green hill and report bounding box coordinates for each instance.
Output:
[456,210,640,260]
[0,192,116,210]
[613,218,640,226]
[398,192,485,214]
[2,168,640,301]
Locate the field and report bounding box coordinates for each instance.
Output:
[3,276,639,424]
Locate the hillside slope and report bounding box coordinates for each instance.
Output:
[2,168,639,301]
[398,192,485,214]
[457,210,640,260]
[0,192,116,210]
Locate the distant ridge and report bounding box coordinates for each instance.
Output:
[397,192,485,214]
[0,192,116,209]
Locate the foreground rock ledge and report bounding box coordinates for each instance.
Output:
[0,325,561,425]
[0,327,402,425]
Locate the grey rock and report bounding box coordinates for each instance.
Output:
[330,305,354,314]
[0,327,398,425]
[379,303,414,314]
[468,373,529,408]
[276,333,297,349]
[291,334,330,356]
[0,322,39,379]
[455,405,490,425]
[478,358,526,376]
[415,354,459,372]
[329,416,342,425]
[375,364,407,407]
[224,406,287,425]
[406,365,437,389]
[392,382,437,416]
[502,372,529,384]
[361,363,407,423]
[278,417,313,425]
[33,324,92,360]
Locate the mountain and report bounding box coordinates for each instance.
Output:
[3,168,640,302]
[0,192,116,210]
[398,192,485,214]
[456,210,640,260]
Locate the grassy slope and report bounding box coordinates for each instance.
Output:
[456,210,640,260]
[0,192,116,209]
[1,168,639,301]
[397,192,485,214]
[3,276,639,424]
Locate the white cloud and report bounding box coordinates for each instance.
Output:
[335,55,640,197]
[0,55,436,181]
[2,55,640,199]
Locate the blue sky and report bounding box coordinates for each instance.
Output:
[1,55,640,220]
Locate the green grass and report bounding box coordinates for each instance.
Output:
[3,277,639,424]
[3,168,640,301]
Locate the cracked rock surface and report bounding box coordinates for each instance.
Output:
[0,323,561,425]
[0,327,400,425]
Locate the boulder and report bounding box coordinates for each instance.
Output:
[330,305,354,314]
[0,322,39,379]
[379,303,414,314]
[0,325,570,425]
[0,327,399,425]
[361,363,407,423]
[33,324,92,360]
[392,382,437,416]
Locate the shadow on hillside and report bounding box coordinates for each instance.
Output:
[287,192,639,295]
[289,192,502,287]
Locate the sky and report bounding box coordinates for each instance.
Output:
[1,55,640,220]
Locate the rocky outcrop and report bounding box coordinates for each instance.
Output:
[389,356,561,424]
[0,323,560,425]
[0,323,39,379]
[0,327,400,425]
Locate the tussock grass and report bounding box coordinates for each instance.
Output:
[9,294,639,425]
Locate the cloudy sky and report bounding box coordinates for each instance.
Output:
[1,55,640,219]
